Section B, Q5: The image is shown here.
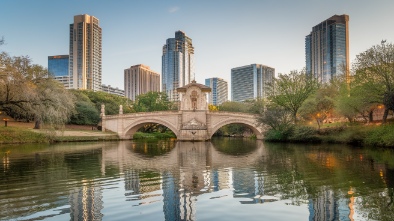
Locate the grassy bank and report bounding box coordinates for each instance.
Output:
[264,123,394,147]
[0,127,50,144]
[0,126,120,144]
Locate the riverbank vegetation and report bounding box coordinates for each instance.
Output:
[0,126,49,144]
[258,41,394,147]
[209,41,394,147]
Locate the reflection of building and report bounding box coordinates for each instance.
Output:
[124,64,160,100]
[305,14,349,83]
[124,169,161,197]
[231,64,274,102]
[69,182,103,221]
[48,55,70,89]
[162,30,194,101]
[162,172,182,221]
[205,77,228,105]
[69,14,102,91]
[308,188,352,221]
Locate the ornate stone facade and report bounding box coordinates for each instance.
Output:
[102,81,265,141]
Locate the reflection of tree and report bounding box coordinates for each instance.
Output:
[259,142,394,220]
[127,140,176,157]
[211,138,257,155]
[0,144,106,220]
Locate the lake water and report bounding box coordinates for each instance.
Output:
[1,138,394,221]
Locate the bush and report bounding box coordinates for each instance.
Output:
[289,126,321,143]
[364,124,394,147]
[264,128,292,142]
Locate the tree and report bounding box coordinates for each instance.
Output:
[218,101,251,113]
[69,91,100,125]
[133,91,173,112]
[0,52,75,129]
[78,90,133,115]
[208,104,219,111]
[267,69,319,123]
[256,104,293,132]
[352,41,394,123]
[299,84,336,129]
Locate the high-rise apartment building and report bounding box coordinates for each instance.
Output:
[48,55,70,88]
[124,64,160,100]
[101,84,125,97]
[162,30,194,101]
[305,14,349,83]
[69,14,102,91]
[205,77,228,105]
[231,64,274,102]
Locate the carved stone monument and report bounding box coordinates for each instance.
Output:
[177,80,211,141]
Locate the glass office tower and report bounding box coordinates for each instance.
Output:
[48,55,69,77]
[305,14,349,83]
[48,55,70,89]
[205,77,228,105]
[69,14,102,91]
[231,64,274,102]
[162,30,194,101]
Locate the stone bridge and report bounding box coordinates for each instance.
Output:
[101,81,266,141]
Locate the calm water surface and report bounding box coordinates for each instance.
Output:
[1,139,394,221]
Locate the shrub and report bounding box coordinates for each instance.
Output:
[364,124,394,147]
[264,128,291,142]
[289,126,321,143]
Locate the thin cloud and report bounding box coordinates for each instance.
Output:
[168,6,180,13]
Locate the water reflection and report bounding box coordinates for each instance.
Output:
[0,140,394,220]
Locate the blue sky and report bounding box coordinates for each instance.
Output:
[1,0,394,90]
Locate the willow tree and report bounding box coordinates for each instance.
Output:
[353,41,394,123]
[0,52,75,129]
[267,69,319,123]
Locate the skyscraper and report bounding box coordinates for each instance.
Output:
[305,14,349,83]
[48,55,70,89]
[162,30,194,101]
[124,64,160,100]
[205,77,228,105]
[69,14,102,91]
[231,64,274,102]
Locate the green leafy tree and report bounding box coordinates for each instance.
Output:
[133,91,173,112]
[218,101,251,113]
[69,91,100,125]
[267,69,319,123]
[299,84,336,129]
[352,41,394,123]
[0,52,75,129]
[80,90,133,115]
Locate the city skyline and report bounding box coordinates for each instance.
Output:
[1,0,394,93]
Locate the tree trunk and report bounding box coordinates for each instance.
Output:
[368,110,374,123]
[293,112,297,124]
[382,108,389,124]
[34,117,41,129]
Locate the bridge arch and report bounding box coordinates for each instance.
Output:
[122,117,179,139]
[209,118,264,140]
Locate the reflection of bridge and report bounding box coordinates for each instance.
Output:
[101,81,266,140]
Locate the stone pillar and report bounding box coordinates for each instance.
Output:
[100,104,106,131]
[119,105,123,115]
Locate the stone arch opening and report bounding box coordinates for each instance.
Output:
[123,119,179,139]
[210,120,263,140]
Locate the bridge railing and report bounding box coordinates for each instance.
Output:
[103,111,181,119]
[208,111,259,117]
